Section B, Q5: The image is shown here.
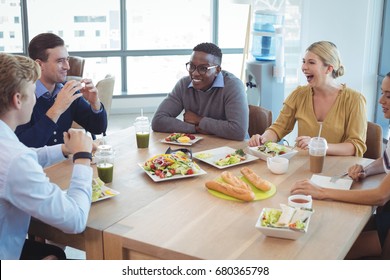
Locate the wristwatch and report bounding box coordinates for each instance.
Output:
[72,152,92,163]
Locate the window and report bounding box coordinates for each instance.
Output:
[1,0,302,97]
[74,30,85,37]
[126,0,210,50]
[218,1,248,48]
[26,0,120,51]
[0,0,23,52]
[74,16,106,23]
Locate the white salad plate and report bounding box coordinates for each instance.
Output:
[255,207,311,240]
[193,146,258,169]
[247,145,298,161]
[160,135,203,146]
[92,186,120,203]
[138,163,207,182]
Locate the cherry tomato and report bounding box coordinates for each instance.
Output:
[185,134,196,140]
[170,169,176,175]
[186,169,194,175]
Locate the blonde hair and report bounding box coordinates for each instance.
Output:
[306,41,344,78]
[0,53,40,115]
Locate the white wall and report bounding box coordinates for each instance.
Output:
[300,0,384,120]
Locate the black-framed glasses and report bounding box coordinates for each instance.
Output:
[185,62,218,75]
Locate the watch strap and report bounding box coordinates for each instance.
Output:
[73,152,92,163]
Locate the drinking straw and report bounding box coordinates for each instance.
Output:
[317,122,323,138]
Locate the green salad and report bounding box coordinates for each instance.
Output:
[261,209,282,227]
[258,141,288,157]
[92,177,105,202]
[261,208,309,230]
[215,149,246,166]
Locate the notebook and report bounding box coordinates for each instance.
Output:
[310,174,353,190]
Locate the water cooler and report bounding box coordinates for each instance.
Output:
[245,1,285,122]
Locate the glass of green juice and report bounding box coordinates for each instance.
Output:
[95,145,115,183]
[134,116,150,148]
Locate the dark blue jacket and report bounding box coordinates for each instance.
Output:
[16,94,107,147]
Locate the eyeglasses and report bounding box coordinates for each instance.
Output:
[185,62,218,75]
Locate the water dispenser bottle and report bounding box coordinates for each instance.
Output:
[251,10,283,61]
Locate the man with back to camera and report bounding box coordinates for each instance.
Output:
[15,33,107,148]
[151,42,249,141]
[0,53,93,259]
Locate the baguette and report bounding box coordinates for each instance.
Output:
[220,171,251,191]
[240,167,272,192]
[205,181,255,202]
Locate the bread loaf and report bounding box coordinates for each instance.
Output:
[220,171,251,191]
[205,181,255,202]
[240,167,272,192]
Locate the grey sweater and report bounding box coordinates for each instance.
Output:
[151,71,248,140]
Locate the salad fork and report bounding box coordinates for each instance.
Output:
[329,172,348,183]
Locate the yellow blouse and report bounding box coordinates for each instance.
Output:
[267,84,367,157]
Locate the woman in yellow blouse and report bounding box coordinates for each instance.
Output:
[248,41,367,156]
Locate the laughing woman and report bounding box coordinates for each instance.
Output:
[290,73,390,259]
[248,41,367,157]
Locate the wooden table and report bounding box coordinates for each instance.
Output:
[100,129,383,260]
[29,128,384,259]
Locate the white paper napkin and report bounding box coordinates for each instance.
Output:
[310,174,353,190]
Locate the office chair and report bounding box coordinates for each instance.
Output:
[67,56,85,78]
[71,75,115,139]
[97,74,115,117]
[248,105,272,137]
[364,121,383,159]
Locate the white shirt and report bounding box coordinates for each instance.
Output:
[0,120,92,260]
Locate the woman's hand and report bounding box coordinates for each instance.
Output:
[348,164,366,181]
[290,179,325,200]
[295,136,311,149]
[248,134,263,147]
[248,130,278,147]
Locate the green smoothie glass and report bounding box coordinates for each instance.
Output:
[95,145,115,183]
[134,116,150,148]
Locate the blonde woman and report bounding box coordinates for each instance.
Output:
[248,41,367,156]
[291,73,390,259]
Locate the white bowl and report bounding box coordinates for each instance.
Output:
[288,194,313,209]
[255,208,310,240]
[267,157,289,174]
[247,145,298,161]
